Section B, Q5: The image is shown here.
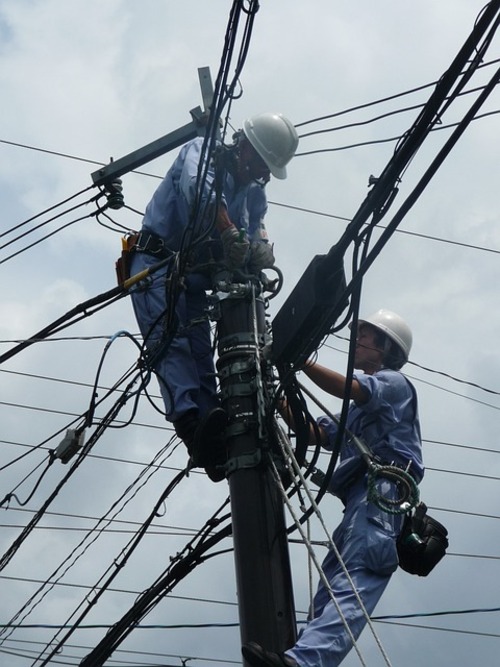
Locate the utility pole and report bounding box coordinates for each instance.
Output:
[213,275,297,656]
[89,68,298,661]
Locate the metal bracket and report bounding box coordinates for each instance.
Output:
[91,67,216,187]
[220,380,258,398]
[225,448,262,473]
[218,357,256,379]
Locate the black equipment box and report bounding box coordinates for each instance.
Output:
[271,248,348,369]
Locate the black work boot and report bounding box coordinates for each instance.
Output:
[173,409,200,453]
[242,642,298,667]
[192,407,228,483]
[174,407,228,482]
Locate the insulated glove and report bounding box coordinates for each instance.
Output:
[248,241,275,273]
[220,226,250,269]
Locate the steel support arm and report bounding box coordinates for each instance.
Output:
[91,66,215,187]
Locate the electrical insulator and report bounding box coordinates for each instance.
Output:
[105,178,125,210]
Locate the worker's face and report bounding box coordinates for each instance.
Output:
[354,324,385,374]
[237,141,271,185]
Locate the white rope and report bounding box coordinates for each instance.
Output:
[268,451,367,667]
[272,421,394,667]
[306,517,314,615]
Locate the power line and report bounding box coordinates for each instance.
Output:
[0,637,241,667]
[294,56,500,129]
[0,573,237,608]
[374,619,500,639]
[268,199,500,256]
[2,138,499,260]
[3,72,500,266]
[5,317,500,406]
[324,340,500,402]
[295,109,500,156]
[0,400,171,431]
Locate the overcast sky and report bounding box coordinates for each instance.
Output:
[1,1,500,666]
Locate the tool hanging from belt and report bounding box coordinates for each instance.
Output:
[397,502,449,576]
[296,379,420,512]
[343,429,420,514]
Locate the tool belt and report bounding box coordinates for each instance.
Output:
[115,231,173,285]
[132,230,172,258]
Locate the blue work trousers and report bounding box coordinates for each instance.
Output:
[130,251,218,422]
[287,480,402,667]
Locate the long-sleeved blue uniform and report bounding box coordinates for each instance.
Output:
[287,368,423,667]
[130,137,269,422]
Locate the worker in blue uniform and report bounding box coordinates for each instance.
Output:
[129,113,299,478]
[243,309,424,666]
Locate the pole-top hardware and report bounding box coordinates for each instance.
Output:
[91,67,216,188]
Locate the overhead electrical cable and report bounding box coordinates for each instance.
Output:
[297,83,497,139]
[78,504,232,667]
[0,183,95,241]
[2,438,182,647]
[0,252,173,365]
[0,639,242,667]
[0,194,101,252]
[0,366,149,574]
[0,212,97,266]
[294,56,500,129]
[29,466,190,666]
[0,340,170,474]
[406,374,500,412]
[284,1,500,514]
[339,62,500,330]
[295,108,500,156]
[268,200,500,257]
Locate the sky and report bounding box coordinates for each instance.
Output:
[1,0,500,665]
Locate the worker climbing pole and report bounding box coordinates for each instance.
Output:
[69,59,301,665]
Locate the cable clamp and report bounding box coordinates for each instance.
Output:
[220,380,258,398]
[225,449,261,474]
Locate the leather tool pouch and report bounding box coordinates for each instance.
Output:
[116,233,139,286]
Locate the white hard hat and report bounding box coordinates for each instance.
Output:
[243,113,299,179]
[357,309,413,362]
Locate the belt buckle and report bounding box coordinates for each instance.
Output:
[149,237,165,255]
[134,232,148,252]
[136,232,164,255]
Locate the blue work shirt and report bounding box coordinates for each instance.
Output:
[318,368,424,498]
[141,136,269,250]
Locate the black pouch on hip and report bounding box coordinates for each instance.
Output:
[397,502,449,576]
